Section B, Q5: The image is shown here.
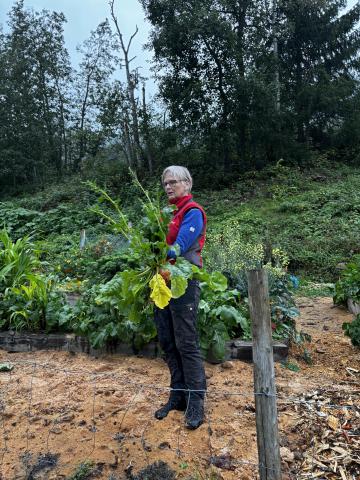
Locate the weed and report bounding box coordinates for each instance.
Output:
[67,460,101,480]
[21,452,58,480]
[126,460,176,480]
[343,314,360,347]
[296,281,335,297]
[281,361,300,372]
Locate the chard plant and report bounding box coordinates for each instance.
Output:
[87,175,227,314]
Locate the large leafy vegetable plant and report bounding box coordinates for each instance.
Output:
[333,255,360,306]
[79,177,250,354]
[198,285,250,362]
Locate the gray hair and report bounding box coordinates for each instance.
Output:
[162,166,193,192]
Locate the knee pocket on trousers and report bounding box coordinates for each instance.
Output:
[171,304,198,338]
[174,334,198,353]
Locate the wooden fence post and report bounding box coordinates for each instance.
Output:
[247,269,282,480]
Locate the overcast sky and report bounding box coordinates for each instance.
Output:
[0,0,359,99]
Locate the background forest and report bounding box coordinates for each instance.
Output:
[0,0,360,190]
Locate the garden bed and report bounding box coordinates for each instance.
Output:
[0,331,288,363]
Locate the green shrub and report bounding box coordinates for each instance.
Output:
[0,228,39,290]
[204,216,289,275]
[1,277,67,332]
[0,229,67,332]
[342,314,360,347]
[333,255,360,305]
[197,286,250,362]
[61,282,157,351]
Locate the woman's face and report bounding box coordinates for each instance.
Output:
[163,174,188,200]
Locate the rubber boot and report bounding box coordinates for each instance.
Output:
[154,391,186,420]
[185,397,204,430]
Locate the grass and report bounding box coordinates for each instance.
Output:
[295,281,335,298]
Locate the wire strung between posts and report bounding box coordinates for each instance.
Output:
[1,359,358,413]
[0,358,358,478]
[0,359,277,398]
[1,360,358,408]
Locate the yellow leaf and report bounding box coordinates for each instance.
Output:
[149,274,172,309]
[327,415,339,431]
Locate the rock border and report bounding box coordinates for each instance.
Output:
[347,298,360,316]
[0,331,288,364]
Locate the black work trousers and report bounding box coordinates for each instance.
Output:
[154,279,207,402]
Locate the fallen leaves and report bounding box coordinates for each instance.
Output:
[289,389,360,479]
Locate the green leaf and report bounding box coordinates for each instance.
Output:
[192,267,227,291]
[214,305,249,331]
[171,275,188,299]
[211,331,227,361]
[0,363,13,372]
[281,361,300,372]
[198,299,210,313]
[167,257,193,279]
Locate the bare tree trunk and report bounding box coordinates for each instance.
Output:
[272,0,280,113]
[55,79,67,173]
[142,84,153,174]
[202,35,231,172]
[77,73,91,171]
[38,64,62,176]
[122,109,135,168]
[110,0,142,169]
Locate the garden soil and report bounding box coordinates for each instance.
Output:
[0,297,359,480]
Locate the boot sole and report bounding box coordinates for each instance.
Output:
[185,419,204,430]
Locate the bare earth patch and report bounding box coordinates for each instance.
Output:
[0,297,359,479]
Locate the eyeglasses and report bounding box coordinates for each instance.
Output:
[163,179,180,188]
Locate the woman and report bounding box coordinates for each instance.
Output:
[154,166,207,430]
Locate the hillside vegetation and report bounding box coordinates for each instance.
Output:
[0,163,360,282]
[1,161,359,283]
[200,161,360,281]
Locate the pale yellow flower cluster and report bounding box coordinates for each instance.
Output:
[206,221,289,278]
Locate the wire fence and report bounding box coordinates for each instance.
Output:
[0,358,359,480]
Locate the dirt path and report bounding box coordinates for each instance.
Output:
[0,298,359,480]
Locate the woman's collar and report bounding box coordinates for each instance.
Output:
[169,194,193,207]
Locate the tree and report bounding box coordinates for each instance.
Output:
[142,0,360,172]
[141,0,278,171]
[0,0,71,188]
[278,0,360,149]
[72,20,115,171]
[109,0,146,170]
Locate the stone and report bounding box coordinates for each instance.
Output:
[221,361,234,370]
[280,447,294,463]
